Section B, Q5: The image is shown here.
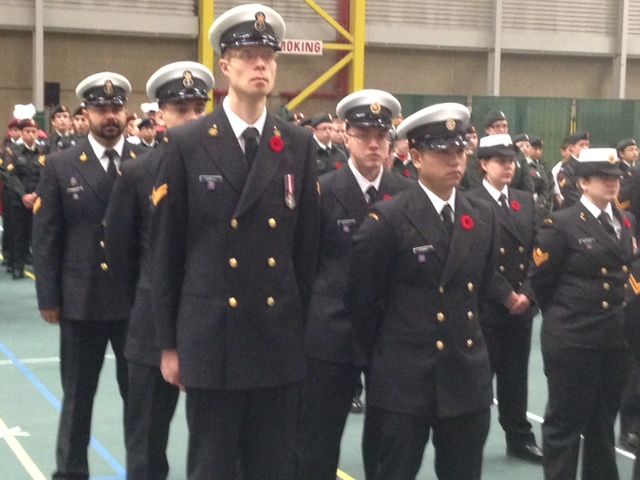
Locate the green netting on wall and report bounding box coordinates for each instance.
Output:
[575,99,640,148]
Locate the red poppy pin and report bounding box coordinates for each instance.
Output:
[335,162,343,170]
[402,169,410,177]
[510,200,521,212]
[460,214,475,231]
[383,193,392,201]
[269,135,284,153]
[624,217,632,230]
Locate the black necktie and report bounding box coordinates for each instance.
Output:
[105,149,118,181]
[599,212,618,239]
[499,193,511,217]
[242,127,260,165]
[366,186,378,206]
[441,203,454,239]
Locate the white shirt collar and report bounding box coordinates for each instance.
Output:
[88,133,125,159]
[313,136,331,150]
[348,158,383,196]
[482,179,509,204]
[580,195,613,220]
[223,96,267,147]
[418,180,456,215]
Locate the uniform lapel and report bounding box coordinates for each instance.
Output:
[403,185,448,262]
[70,139,111,205]
[234,114,284,218]
[201,109,250,194]
[441,192,477,285]
[476,185,523,243]
[330,167,368,221]
[576,204,623,259]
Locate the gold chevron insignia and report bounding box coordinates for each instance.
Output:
[33,197,42,215]
[151,183,168,206]
[629,273,640,296]
[532,247,549,267]
[616,198,631,210]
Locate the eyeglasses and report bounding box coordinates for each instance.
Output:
[347,131,389,144]
[228,48,277,63]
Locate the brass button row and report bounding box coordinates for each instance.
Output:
[231,218,278,230]
[435,339,474,350]
[228,297,276,308]
[228,257,277,268]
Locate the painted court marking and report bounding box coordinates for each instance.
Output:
[0,415,47,480]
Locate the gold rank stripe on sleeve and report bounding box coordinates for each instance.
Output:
[629,273,640,296]
[532,247,549,267]
[33,197,42,215]
[151,183,169,206]
[616,198,631,210]
[38,155,46,167]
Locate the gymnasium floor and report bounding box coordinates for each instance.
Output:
[0,266,636,479]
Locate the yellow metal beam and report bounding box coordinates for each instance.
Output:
[305,0,354,43]
[349,0,366,91]
[286,52,354,111]
[198,0,215,112]
[323,43,354,51]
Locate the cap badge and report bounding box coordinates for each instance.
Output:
[370,103,381,115]
[104,80,114,96]
[445,119,456,131]
[183,70,194,88]
[254,12,266,32]
[609,154,618,164]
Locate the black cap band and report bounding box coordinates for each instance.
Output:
[220,21,280,53]
[83,85,127,106]
[575,161,622,177]
[155,78,210,105]
[345,105,393,130]
[407,120,467,151]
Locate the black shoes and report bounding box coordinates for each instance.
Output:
[350,397,364,414]
[619,432,640,452]
[507,442,544,464]
[12,268,24,280]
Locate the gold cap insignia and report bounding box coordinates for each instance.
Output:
[80,152,88,162]
[254,12,266,32]
[209,125,219,137]
[151,183,168,206]
[183,70,194,88]
[609,154,618,164]
[370,103,381,115]
[368,212,380,222]
[532,247,549,267]
[445,118,456,131]
[33,197,42,215]
[38,155,46,167]
[104,80,114,95]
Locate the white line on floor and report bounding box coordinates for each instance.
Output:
[0,415,46,480]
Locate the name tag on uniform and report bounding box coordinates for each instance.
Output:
[337,218,356,233]
[413,244,434,263]
[66,185,83,201]
[199,174,223,191]
[578,237,596,249]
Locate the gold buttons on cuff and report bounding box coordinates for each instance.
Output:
[436,312,445,322]
[499,248,506,255]
[438,286,445,294]
[230,218,239,229]
[436,340,445,351]
[601,267,608,275]
[467,282,474,292]
[267,296,276,307]
[467,311,474,320]
[229,258,238,268]
[466,339,474,348]
[518,246,525,253]
[623,265,629,273]
[99,240,105,248]
[603,282,610,291]
[267,257,277,268]
[499,266,506,273]
[100,262,109,271]
[228,297,238,308]
[602,301,609,310]
[268,218,277,229]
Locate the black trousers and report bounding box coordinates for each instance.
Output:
[542,344,630,480]
[186,382,300,480]
[296,357,361,480]
[9,204,31,271]
[620,361,640,436]
[363,405,490,480]
[481,315,536,446]
[52,320,127,480]
[125,362,180,480]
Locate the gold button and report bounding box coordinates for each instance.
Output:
[602,301,609,310]
[466,339,474,348]
[268,218,277,229]
[601,267,608,275]
[499,247,506,255]
[267,296,275,307]
[267,257,276,268]
[436,340,445,351]
[229,258,238,268]
[518,246,525,253]
[499,265,505,273]
[519,264,525,271]
[623,265,629,273]
[99,240,105,248]
[436,312,445,322]
[467,311,474,320]
[100,262,109,272]
[603,282,610,291]
[230,218,239,229]
[467,282,474,292]
[228,297,238,308]
[438,286,444,294]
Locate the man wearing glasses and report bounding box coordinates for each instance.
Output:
[297,89,411,480]
[149,4,320,479]
[311,114,347,175]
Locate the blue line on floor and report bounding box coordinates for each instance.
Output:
[0,341,126,478]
